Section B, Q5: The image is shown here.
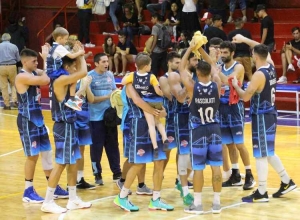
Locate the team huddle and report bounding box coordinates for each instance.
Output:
[15,26,297,215]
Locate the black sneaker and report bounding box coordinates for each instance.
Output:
[272,179,297,198]
[3,105,11,110]
[113,173,122,183]
[95,173,104,185]
[11,102,18,108]
[188,181,193,189]
[154,148,159,159]
[243,172,256,190]
[242,189,269,203]
[222,172,243,187]
[163,140,169,152]
[77,177,96,190]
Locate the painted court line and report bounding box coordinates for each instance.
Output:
[0,148,22,158]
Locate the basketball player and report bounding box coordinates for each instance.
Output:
[180,40,223,214]
[74,76,96,189]
[168,49,199,206]
[15,47,68,203]
[217,41,256,190]
[114,81,173,212]
[231,34,297,202]
[159,51,182,170]
[41,48,92,213]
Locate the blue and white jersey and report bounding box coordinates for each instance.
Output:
[17,70,44,127]
[220,61,239,104]
[46,43,62,74]
[51,80,77,123]
[189,81,220,129]
[250,64,277,115]
[132,71,163,103]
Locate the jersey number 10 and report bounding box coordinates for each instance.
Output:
[198,107,214,124]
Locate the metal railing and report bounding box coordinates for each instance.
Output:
[36,0,76,45]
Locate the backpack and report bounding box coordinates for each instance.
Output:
[138,24,151,35]
[156,24,172,50]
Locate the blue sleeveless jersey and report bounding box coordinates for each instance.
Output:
[250,64,277,115]
[132,71,163,103]
[220,61,239,104]
[47,43,62,74]
[189,81,220,129]
[50,80,77,123]
[17,70,44,127]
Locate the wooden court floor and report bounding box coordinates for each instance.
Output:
[0,109,299,220]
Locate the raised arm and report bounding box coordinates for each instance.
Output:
[168,72,187,103]
[232,34,274,66]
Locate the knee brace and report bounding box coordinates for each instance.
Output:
[41,150,53,170]
[177,154,191,175]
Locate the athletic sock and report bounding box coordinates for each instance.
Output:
[268,154,290,184]
[152,191,160,201]
[120,178,126,183]
[182,186,189,197]
[213,192,221,205]
[256,157,268,194]
[194,192,202,206]
[77,170,84,182]
[68,186,76,201]
[138,182,145,188]
[120,187,129,198]
[44,187,55,203]
[25,179,33,189]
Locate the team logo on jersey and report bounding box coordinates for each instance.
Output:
[253,145,258,148]
[32,141,37,148]
[236,131,242,135]
[168,136,174,143]
[181,140,188,147]
[137,149,145,156]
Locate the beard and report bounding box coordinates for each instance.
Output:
[171,67,178,72]
[221,56,231,63]
[189,66,196,74]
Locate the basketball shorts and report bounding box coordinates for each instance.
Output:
[165,107,177,150]
[123,117,131,158]
[174,112,190,155]
[219,101,244,144]
[17,115,51,157]
[75,110,92,146]
[128,117,166,164]
[190,123,223,170]
[53,122,81,165]
[252,114,276,158]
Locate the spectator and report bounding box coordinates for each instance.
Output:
[114,30,137,76]
[180,0,201,36]
[5,13,28,53]
[227,0,247,23]
[77,0,95,47]
[109,0,121,32]
[164,2,181,41]
[277,27,300,84]
[0,33,20,110]
[209,37,224,67]
[203,14,227,51]
[122,4,139,42]
[45,24,61,45]
[256,4,275,53]
[88,53,122,185]
[228,17,252,80]
[207,0,227,25]
[135,0,144,21]
[147,0,171,19]
[149,13,168,77]
[102,36,116,73]
[178,31,190,54]
[201,12,213,32]
[249,0,266,23]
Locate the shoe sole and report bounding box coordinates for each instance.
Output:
[243,181,256,190]
[22,197,44,203]
[64,103,82,111]
[184,210,203,215]
[223,180,244,187]
[41,207,67,214]
[54,195,69,199]
[67,204,92,210]
[148,207,174,211]
[113,179,120,183]
[136,191,153,195]
[242,198,269,203]
[212,209,222,214]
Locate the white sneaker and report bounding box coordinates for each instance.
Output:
[66,197,92,210]
[287,63,295,71]
[41,200,67,214]
[227,16,233,23]
[85,42,95,48]
[242,16,247,22]
[277,76,287,84]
